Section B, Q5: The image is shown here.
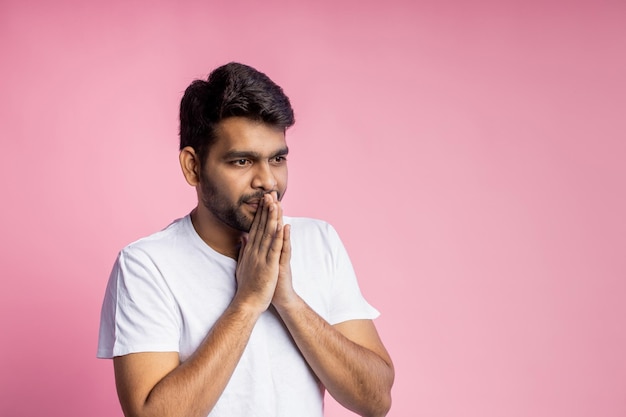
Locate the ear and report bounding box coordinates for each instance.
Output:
[179,146,201,186]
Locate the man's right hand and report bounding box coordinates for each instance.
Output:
[233,192,284,314]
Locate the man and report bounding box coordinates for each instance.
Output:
[98,62,394,417]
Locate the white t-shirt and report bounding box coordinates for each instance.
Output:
[98,215,379,417]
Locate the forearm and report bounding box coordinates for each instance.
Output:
[274,297,394,417]
[116,300,262,417]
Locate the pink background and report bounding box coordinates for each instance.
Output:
[1,1,625,416]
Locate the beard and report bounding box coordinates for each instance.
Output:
[199,171,284,232]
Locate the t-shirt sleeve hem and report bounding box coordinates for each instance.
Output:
[97,343,180,359]
[328,308,380,326]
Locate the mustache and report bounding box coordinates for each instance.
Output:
[239,191,281,204]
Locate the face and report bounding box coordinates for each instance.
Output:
[198,117,288,232]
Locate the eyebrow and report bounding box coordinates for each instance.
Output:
[222,147,289,160]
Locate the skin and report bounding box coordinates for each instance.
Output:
[113,117,394,417]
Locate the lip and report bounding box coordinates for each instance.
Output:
[244,200,260,211]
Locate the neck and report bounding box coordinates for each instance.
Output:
[189,206,244,259]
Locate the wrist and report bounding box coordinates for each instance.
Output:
[230,293,269,319]
[272,291,304,317]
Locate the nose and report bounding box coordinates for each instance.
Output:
[251,162,277,192]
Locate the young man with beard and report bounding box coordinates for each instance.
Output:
[98,62,394,417]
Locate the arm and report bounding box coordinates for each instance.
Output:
[113,195,285,417]
[275,301,394,417]
[114,302,261,417]
[272,217,394,417]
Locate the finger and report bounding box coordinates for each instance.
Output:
[279,224,291,265]
[276,197,284,231]
[267,217,284,262]
[259,196,281,252]
[251,194,270,248]
[270,195,282,234]
[247,196,264,243]
[266,191,282,233]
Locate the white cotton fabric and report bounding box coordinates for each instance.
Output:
[97,214,379,417]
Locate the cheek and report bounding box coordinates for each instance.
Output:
[203,172,244,203]
[219,171,249,193]
[278,166,288,184]
[278,169,288,196]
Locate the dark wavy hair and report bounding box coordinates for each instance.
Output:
[179,62,295,166]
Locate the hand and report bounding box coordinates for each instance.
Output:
[234,193,284,314]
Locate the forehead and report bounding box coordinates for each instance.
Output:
[211,117,287,155]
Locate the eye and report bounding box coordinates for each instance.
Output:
[271,156,287,164]
[232,159,251,167]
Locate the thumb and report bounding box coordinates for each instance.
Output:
[237,236,248,263]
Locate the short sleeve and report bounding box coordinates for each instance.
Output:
[97,247,181,358]
[326,224,380,325]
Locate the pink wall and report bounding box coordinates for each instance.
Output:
[1,1,625,416]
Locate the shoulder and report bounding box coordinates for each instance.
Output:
[119,215,192,260]
[109,216,198,289]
